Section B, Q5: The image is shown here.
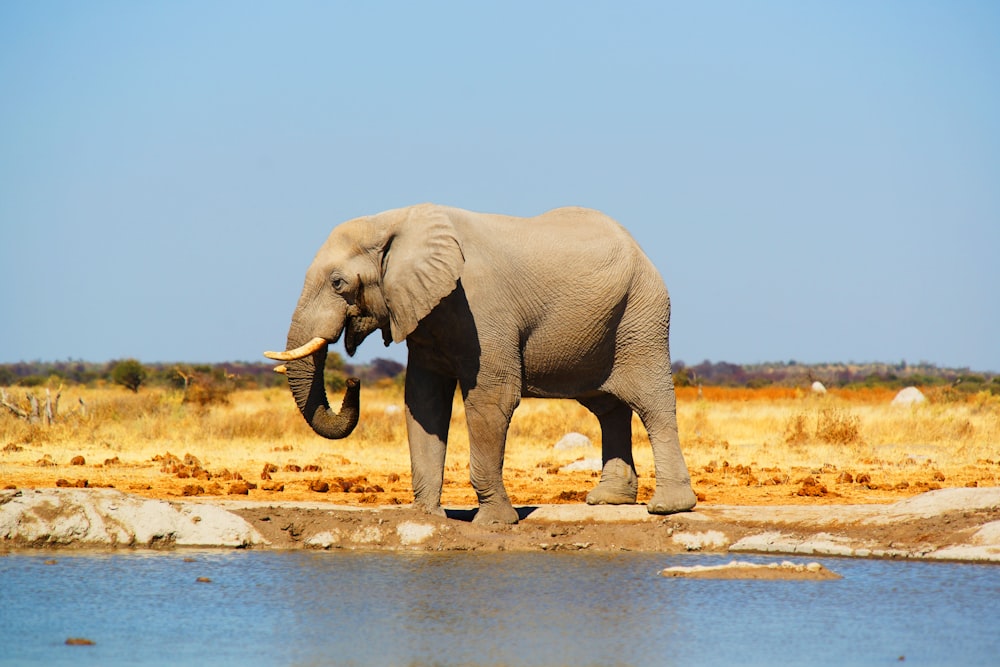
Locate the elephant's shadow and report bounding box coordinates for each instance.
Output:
[445,506,539,522]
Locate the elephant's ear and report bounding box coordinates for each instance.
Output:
[382,207,464,343]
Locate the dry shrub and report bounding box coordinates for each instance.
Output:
[208,407,306,441]
[2,420,49,446]
[86,391,172,422]
[352,404,406,444]
[782,408,861,447]
[815,408,861,445]
[680,401,728,447]
[183,383,231,407]
[783,413,810,447]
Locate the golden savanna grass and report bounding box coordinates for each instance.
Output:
[1,383,998,507]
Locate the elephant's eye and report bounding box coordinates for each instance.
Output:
[331,276,347,292]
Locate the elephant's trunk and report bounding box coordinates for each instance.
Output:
[281,338,360,440]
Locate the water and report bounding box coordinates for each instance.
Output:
[1,550,998,666]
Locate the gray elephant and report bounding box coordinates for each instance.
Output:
[265,204,696,524]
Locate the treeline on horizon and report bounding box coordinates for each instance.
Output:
[0,356,406,393]
[1,357,998,395]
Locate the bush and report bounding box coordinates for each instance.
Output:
[325,354,348,392]
[815,408,861,445]
[110,359,147,393]
[174,366,234,407]
[784,408,861,446]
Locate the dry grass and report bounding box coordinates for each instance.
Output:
[2,383,998,507]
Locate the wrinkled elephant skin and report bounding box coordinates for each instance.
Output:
[267,204,696,524]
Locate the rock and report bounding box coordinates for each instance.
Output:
[554,490,588,502]
[554,432,592,450]
[796,476,829,497]
[309,480,330,493]
[892,387,926,406]
[351,525,383,544]
[0,488,266,548]
[305,530,341,549]
[671,530,729,551]
[810,381,827,395]
[228,482,250,495]
[70,456,86,466]
[660,559,841,580]
[396,521,436,545]
[559,458,602,472]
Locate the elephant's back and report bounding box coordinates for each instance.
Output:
[451,206,638,275]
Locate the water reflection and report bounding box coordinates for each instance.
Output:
[1,551,998,666]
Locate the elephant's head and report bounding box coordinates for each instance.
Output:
[264,205,465,439]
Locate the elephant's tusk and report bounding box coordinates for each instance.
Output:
[273,365,287,375]
[263,337,328,361]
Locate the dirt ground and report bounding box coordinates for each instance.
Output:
[3,450,996,509]
[221,496,1000,556]
[5,477,1000,561]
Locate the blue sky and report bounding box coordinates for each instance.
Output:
[2,2,998,371]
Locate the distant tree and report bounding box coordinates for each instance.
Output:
[370,358,405,380]
[342,357,405,384]
[673,365,694,387]
[325,352,348,392]
[111,359,147,393]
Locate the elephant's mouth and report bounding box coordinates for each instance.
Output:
[344,312,386,357]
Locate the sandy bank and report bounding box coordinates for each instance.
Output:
[2,487,999,563]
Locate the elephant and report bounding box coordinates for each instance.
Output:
[265,204,697,524]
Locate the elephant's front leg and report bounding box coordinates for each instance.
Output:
[463,384,520,525]
[404,364,457,517]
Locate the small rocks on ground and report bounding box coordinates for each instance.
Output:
[892,387,926,406]
[554,432,593,450]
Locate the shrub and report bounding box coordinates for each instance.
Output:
[174,366,234,407]
[783,413,810,446]
[815,408,861,445]
[784,408,861,446]
[110,359,147,393]
[326,354,347,392]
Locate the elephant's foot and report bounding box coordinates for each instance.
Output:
[472,500,519,525]
[647,483,697,515]
[413,501,447,518]
[586,458,638,505]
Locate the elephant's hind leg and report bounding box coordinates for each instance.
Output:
[610,372,696,514]
[579,396,638,506]
[636,395,697,515]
